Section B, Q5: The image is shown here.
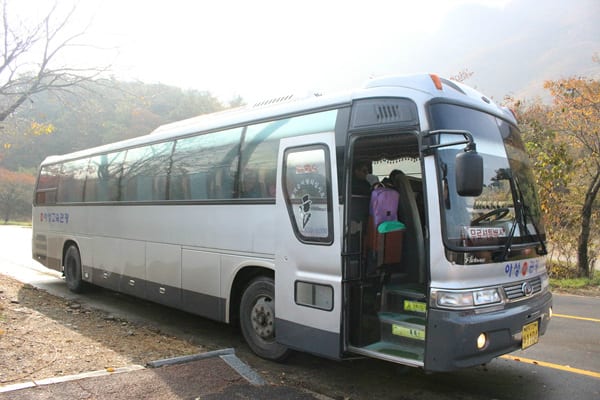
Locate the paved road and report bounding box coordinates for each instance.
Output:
[1,226,599,399]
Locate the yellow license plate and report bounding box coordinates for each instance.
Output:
[392,324,426,341]
[522,320,539,349]
[404,300,427,314]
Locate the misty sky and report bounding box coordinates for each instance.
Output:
[12,0,597,102]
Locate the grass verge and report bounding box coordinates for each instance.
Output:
[1,220,32,227]
[550,276,600,290]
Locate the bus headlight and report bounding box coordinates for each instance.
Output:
[436,291,474,308]
[473,288,501,306]
[434,288,502,309]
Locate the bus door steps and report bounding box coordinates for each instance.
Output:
[381,283,427,315]
[363,340,424,362]
[384,283,426,299]
[378,312,426,344]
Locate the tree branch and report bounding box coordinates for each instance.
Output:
[0,0,111,122]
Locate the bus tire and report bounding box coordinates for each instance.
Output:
[64,245,86,293]
[240,276,291,362]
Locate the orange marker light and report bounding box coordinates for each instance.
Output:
[430,74,443,90]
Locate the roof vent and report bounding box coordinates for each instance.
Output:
[252,94,295,108]
[350,99,418,129]
[375,103,404,123]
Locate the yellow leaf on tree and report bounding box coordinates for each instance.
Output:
[30,121,55,136]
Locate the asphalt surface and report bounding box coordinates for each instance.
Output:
[2,226,600,399]
[0,350,324,400]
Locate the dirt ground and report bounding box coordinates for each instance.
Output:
[1,269,598,396]
[0,273,201,386]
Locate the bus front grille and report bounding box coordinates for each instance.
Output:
[503,277,542,301]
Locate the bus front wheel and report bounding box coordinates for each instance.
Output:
[240,276,291,362]
[64,245,86,293]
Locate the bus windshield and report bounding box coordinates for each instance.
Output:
[430,103,545,250]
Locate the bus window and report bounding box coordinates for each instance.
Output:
[83,157,98,202]
[241,110,338,199]
[170,128,243,200]
[242,119,289,199]
[56,158,89,203]
[121,142,173,201]
[283,145,332,243]
[85,152,126,202]
[35,164,61,205]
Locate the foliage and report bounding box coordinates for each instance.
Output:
[550,276,600,291]
[511,72,600,278]
[544,76,600,278]
[0,168,35,223]
[1,79,227,171]
[0,220,31,226]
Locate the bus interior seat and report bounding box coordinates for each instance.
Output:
[391,170,426,284]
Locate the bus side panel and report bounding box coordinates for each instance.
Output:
[78,236,93,280]
[181,249,225,321]
[92,237,145,294]
[46,234,63,271]
[145,242,182,308]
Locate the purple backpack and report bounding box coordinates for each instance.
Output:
[369,187,400,227]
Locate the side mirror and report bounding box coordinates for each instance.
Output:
[455,150,483,196]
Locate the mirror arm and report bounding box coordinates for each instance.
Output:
[422,130,476,154]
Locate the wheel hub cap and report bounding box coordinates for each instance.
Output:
[251,297,274,340]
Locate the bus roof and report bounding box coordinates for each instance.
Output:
[40,74,513,166]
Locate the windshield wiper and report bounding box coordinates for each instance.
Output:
[514,176,547,256]
[497,176,547,261]
[497,216,519,261]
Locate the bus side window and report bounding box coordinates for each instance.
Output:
[240,110,338,200]
[188,172,208,199]
[171,128,242,201]
[86,152,125,202]
[57,159,88,203]
[261,168,277,198]
[240,123,279,199]
[283,146,332,243]
[35,164,60,205]
[168,171,189,200]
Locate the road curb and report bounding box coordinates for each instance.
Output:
[0,364,145,393]
[0,348,266,394]
[147,347,266,386]
[220,353,266,385]
[146,347,235,368]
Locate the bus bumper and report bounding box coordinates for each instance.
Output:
[424,290,552,372]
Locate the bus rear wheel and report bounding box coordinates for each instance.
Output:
[64,245,86,293]
[240,276,291,362]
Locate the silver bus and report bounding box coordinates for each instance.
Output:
[32,74,552,371]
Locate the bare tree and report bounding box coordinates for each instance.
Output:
[0,0,109,122]
[449,69,474,83]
